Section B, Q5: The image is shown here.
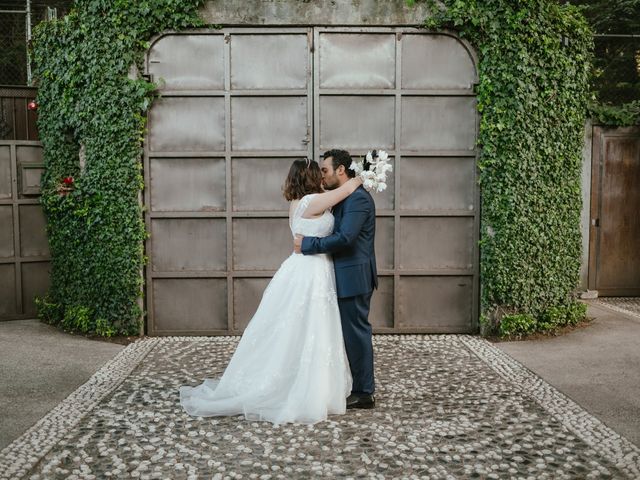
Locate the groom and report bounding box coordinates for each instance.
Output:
[294,149,377,409]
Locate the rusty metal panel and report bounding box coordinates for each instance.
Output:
[0,145,11,199]
[399,217,474,271]
[234,275,396,330]
[16,146,44,197]
[0,264,17,315]
[231,97,308,151]
[150,219,226,272]
[19,163,43,196]
[400,157,476,211]
[148,34,225,90]
[231,158,290,211]
[0,206,13,258]
[231,34,308,89]
[319,96,395,150]
[233,218,292,270]
[15,145,42,163]
[19,205,49,257]
[150,158,225,212]
[369,276,393,328]
[153,278,227,331]
[401,34,476,89]
[398,276,473,329]
[319,33,395,88]
[21,262,50,316]
[375,217,394,270]
[401,97,476,151]
[233,277,271,331]
[149,97,225,152]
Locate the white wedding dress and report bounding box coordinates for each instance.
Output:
[180,194,353,425]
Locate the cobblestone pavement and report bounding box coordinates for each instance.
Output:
[1,336,638,480]
[596,297,640,319]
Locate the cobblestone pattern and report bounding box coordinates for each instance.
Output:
[596,297,640,320]
[460,336,640,479]
[1,335,638,479]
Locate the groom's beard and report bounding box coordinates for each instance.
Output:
[323,177,339,190]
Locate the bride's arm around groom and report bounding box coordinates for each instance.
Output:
[293,149,378,406]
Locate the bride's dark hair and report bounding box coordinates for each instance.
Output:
[283,158,324,201]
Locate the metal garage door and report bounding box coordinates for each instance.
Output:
[143,27,478,335]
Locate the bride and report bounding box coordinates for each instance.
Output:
[180,158,363,425]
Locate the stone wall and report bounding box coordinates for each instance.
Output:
[200,0,431,26]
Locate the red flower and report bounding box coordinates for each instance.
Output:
[27,100,38,111]
[62,176,74,186]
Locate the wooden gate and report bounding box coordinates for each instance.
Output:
[589,126,640,296]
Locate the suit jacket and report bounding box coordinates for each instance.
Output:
[301,185,378,298]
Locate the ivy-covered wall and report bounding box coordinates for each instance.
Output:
[421,0,592,336]
[31,0,205,336]
[32,0,592,338]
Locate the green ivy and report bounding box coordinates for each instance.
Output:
[588,100,640,126]
[495,301,587,339]
[498,313,536,339]
[30,0,205,335]
[423,0,593,335]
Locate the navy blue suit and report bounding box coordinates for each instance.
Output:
[301,185,377,395]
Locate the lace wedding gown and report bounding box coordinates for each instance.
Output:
[180,194,352,425]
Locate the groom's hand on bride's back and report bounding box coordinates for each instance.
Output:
[294,234,304,254]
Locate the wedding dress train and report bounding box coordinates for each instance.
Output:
[180,194,352,425]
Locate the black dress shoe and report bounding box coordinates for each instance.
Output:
[346,393,375,409]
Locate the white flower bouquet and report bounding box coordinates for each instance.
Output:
[349,150,393,193]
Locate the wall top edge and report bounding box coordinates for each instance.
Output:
[200,0,432,26]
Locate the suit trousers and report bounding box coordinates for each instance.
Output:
[338,291,375,395]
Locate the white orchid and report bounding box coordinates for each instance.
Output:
[349,149,393,194]
[349,160,363,175]
[362,172,376,184]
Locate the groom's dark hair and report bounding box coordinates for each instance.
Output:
[323,149,355,178]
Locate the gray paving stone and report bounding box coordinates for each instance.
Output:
[596,297,640,319]
[1,335,638,479]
